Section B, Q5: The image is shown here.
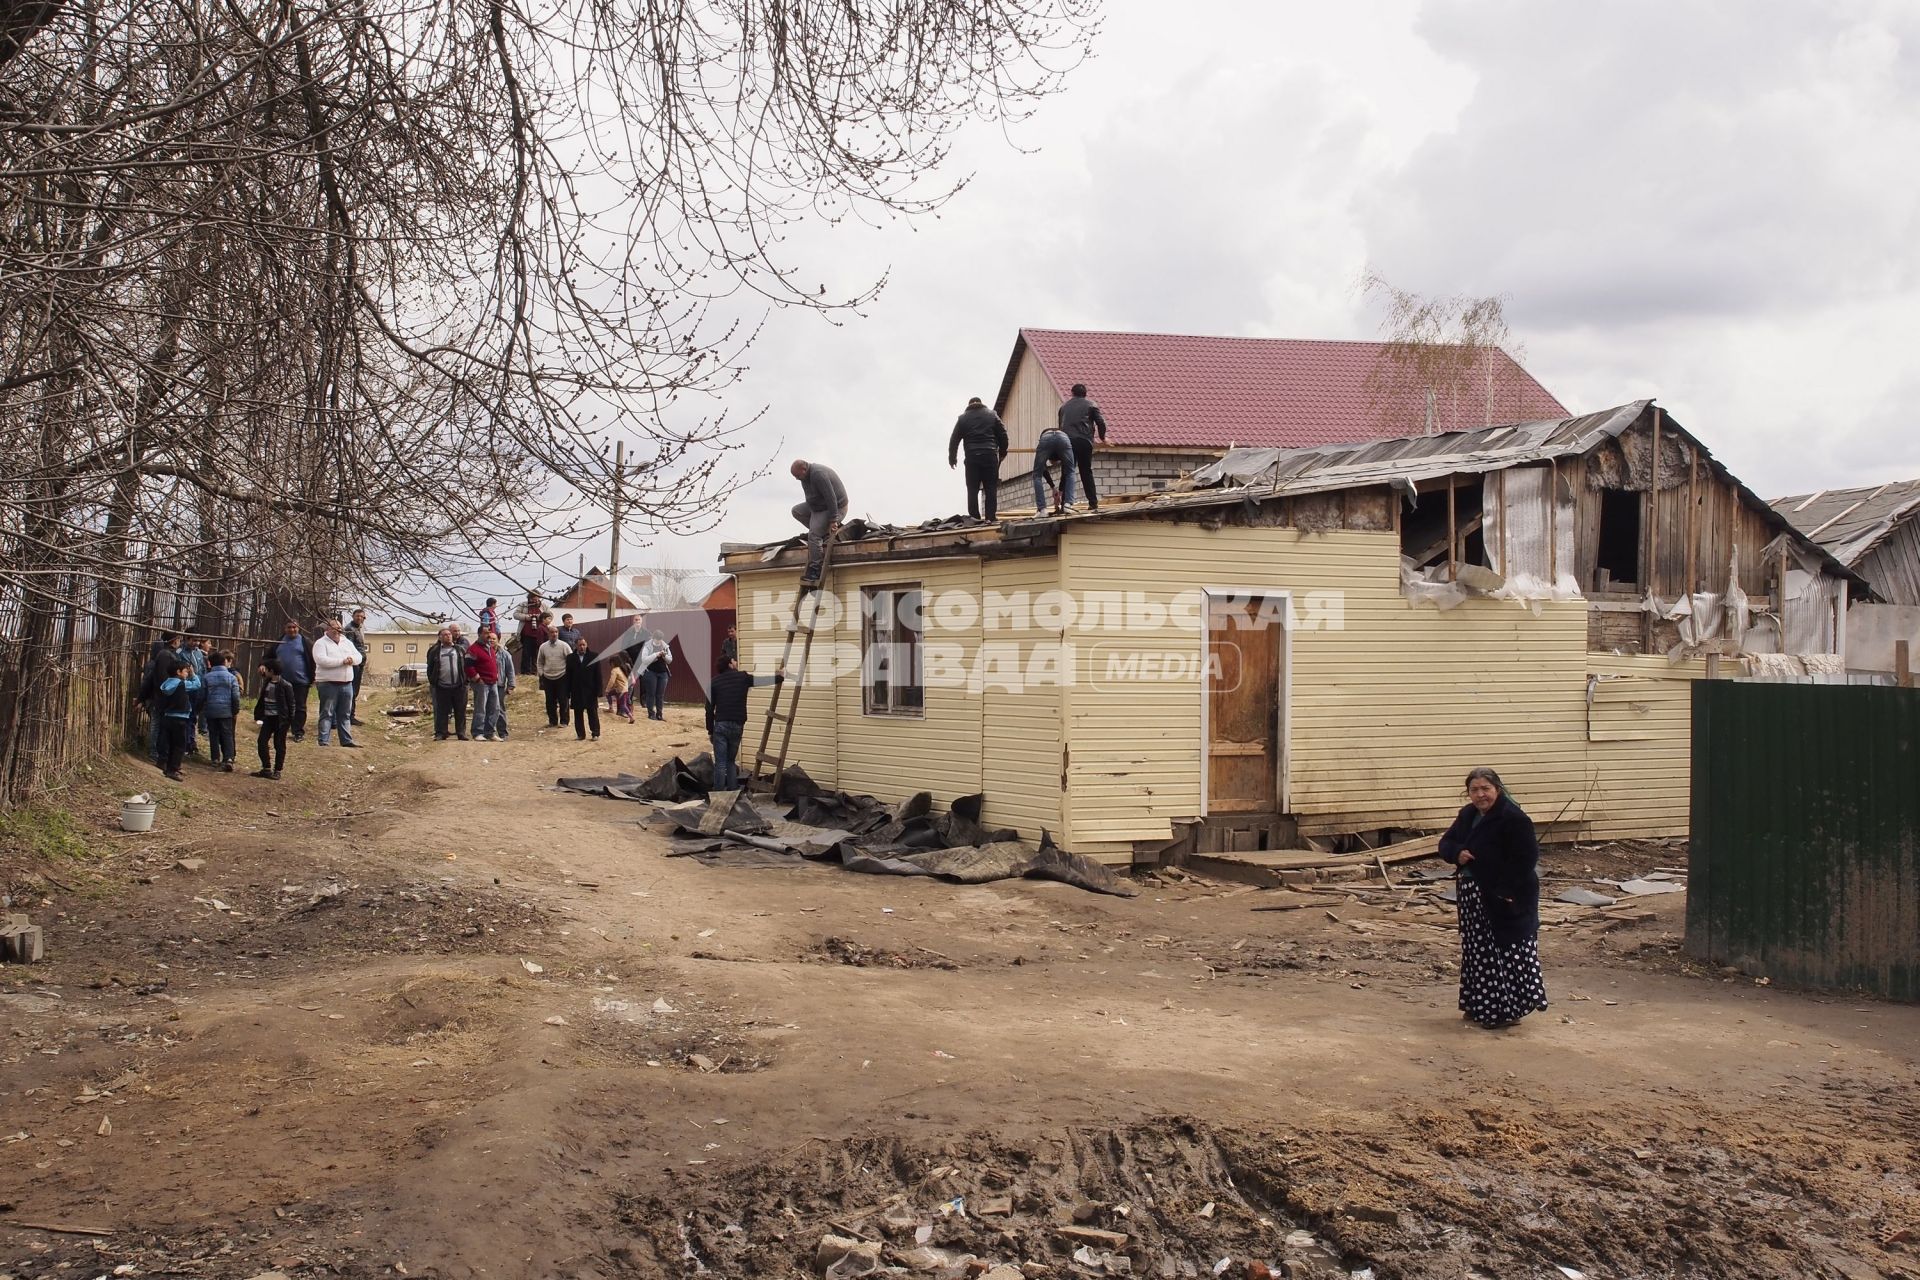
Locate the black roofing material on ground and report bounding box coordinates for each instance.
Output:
[560,763,1135,896]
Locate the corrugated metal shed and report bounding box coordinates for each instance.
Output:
[1773,478,1920,568]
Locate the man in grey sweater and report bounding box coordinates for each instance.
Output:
[789,459,848,585]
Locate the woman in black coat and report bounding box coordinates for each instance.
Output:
[1437,767,1548,1029]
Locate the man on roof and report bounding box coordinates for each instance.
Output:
[1058,382,1109,512]
[947,396,1009,523]
[789,459,848,586]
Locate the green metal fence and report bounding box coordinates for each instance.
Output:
[1688,680,1920,1000]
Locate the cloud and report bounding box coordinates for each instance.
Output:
[1363,0,1920,328]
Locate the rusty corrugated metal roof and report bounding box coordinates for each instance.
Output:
[1771,478,1920,568]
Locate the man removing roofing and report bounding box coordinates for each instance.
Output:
[947,396,1009,522]
[1058,382,1109,512]
[789,459,848,586]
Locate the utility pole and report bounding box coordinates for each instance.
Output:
[607,440,624,620]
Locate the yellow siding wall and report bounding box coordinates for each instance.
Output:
[997,347,1061,481]
[735,568,840,786]
[740,526,1709,860]
[979,556,1066,842]
[1582,654,1706,839]
[831,559,984,810]
[1058,520,1704,858]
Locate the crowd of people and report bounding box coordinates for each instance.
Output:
[137,609,376,780]
[137,587,780,787]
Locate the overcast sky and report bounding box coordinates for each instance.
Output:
[558,0,1920,586]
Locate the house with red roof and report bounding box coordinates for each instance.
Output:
[992,328,1568,510]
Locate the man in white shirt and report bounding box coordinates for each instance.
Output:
[312,616,363,748]
[536,630,573,727]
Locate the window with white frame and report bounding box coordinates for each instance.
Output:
[405,643,418,654]
[382,642,396,653]
[861,585,924,716]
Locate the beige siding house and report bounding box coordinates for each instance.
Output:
[726,402,1854,864]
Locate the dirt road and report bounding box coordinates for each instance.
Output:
[3,691,1917,1279]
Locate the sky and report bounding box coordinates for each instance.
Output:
[530,0,1920,589]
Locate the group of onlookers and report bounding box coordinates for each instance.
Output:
[140,589,786,785]
[137,606,373,781]
[422,593,646,745]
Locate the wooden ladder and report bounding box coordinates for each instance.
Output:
[749,539,835,790]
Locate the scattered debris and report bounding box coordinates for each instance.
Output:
[1,912,46,963]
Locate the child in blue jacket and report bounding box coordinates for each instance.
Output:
[156,660,202,781]
[199,651,242,772]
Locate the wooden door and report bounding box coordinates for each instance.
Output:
[1206,596,1281,814]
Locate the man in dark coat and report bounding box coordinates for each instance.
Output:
[947,396,1009,522]
[273,619,316,741]
[1057,382,1109,512]
[705,654,783,790]
[423,626,470,740]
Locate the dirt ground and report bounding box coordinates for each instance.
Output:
[3,688,1917,1280]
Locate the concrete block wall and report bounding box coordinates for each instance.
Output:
[996,449,1202,512]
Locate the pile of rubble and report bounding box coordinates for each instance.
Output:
[557,762,1136,897]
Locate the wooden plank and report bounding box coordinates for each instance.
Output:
[1447,474,1458,582]
[1898,640,1913,689]
[1685,445,1699,598]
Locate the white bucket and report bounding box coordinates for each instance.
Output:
[120,799,157,833]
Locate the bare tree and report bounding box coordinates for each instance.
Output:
[1360,270,1530,435]
[0,0,1101,802]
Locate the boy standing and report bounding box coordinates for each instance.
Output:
[253,657,292,778]
[200,651,242,771]
[156,659,201,781]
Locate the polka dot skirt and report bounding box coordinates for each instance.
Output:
[1456,874,1548,1027]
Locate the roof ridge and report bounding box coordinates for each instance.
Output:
[1020,327,1520,352]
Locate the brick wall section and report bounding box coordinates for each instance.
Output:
[996,449,1210,512]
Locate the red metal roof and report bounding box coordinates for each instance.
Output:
[996,329,1569,450]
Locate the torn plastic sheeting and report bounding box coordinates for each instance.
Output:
[553,772,646,797]
[666,840,808,870]
[1189,447,1285,488]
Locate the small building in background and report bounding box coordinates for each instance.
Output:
[1773,478,1920,676]
[364,622,444,683]
[553,567,735,619]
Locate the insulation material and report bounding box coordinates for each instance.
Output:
[1480,466,1582,603]
[1399,557,1470,611]
[1749,653,1848,678]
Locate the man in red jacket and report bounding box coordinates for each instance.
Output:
[466,632,504,742]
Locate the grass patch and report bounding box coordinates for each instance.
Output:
[0,803,97,862]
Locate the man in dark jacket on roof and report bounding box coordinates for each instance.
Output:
[1058,382,1109,512]
[947,396,1009,522]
